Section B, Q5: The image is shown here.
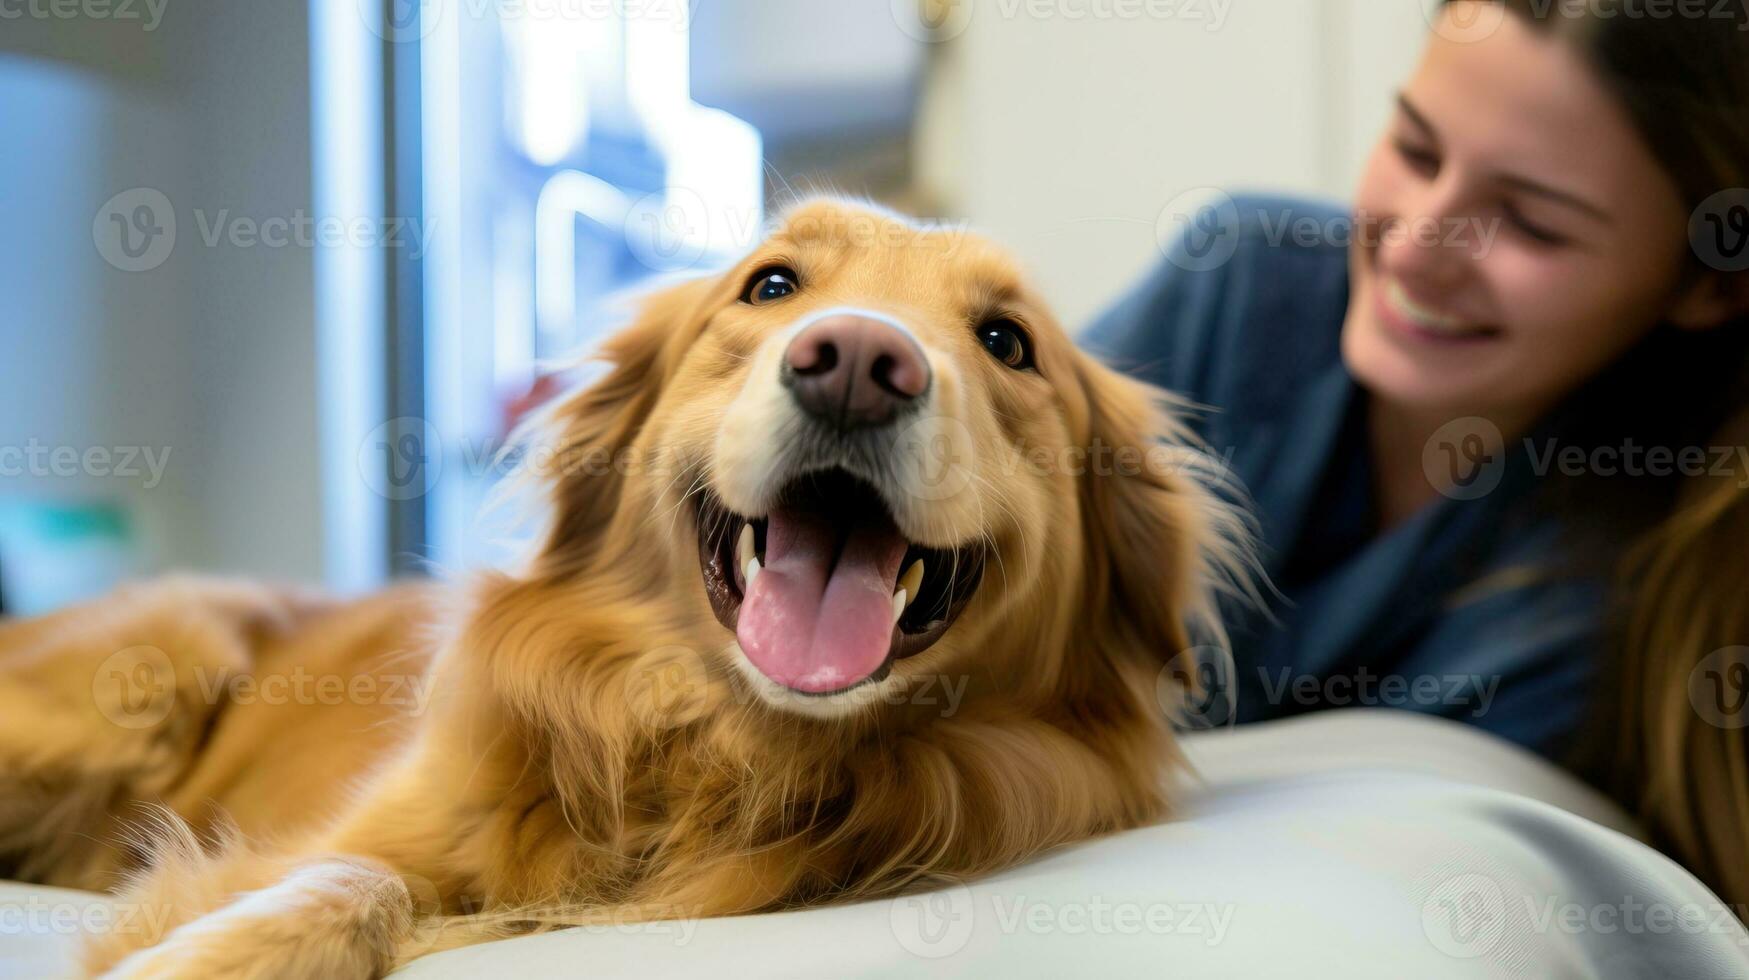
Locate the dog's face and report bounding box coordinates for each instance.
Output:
[533,200,1233,722]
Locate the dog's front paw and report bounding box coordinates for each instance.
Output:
[96,934,256,980]
[96,922,382,980]
[91,861,409,980]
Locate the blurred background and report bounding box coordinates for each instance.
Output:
[0,0,1428,613]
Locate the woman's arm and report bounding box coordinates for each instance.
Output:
[1391,570,1604,755]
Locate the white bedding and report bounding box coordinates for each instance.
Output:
[4,710,1745,979]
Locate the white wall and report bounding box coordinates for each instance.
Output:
[913,0,1428,329]
[0,57,195,571]
[0,0,1431,594]
[0,0,322,584]
[164,0,323,582]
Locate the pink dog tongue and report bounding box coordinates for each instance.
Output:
[737,507,908,693]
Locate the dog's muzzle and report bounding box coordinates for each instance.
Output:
[696,311,984,698]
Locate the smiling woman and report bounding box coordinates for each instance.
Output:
[1085,0,1749,909]
[1346,2,1749,528]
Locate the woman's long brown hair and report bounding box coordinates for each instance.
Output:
[1444,0,1749,905]
[1614,415,1749,906]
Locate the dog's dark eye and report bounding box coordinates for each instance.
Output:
[742,266,800,305]
[977,319,1033,370]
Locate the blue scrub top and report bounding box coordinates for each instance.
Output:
[1083,194,1603,755]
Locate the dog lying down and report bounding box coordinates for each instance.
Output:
[0,198,1250,977]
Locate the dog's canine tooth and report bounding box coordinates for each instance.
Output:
[896,559,924,609]
[737,524,757,571]
[891,589,906,626]
[745,556,761,589]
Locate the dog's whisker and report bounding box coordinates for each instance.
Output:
[659,469,712,538]
[650,462,714,542]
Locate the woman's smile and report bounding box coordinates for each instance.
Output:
[1373,276,1503,345]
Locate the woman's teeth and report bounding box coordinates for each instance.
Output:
[1384,280,1491,338]
[736,524,924,626]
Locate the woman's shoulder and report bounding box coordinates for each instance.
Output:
[1082,191,1353,419]
[1197,191,1353,265]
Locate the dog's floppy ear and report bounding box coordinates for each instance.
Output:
[1069,352,1251,689]
[529,276,718,573]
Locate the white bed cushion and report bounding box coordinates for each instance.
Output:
[5,710,1745,978]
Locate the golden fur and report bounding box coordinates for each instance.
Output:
[0,199,1246,977]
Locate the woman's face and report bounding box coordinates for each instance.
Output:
[1343,3,1696,425]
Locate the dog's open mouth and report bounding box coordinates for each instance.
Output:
[696,469,985,696]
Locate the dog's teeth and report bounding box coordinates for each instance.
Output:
[896,559,925,609]
[737,524,756,571]
[737,524,762,590]
[892,589,906,626]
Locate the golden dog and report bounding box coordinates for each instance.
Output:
[0,199,1246,977]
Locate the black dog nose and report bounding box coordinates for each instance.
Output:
[782,314,930,429]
